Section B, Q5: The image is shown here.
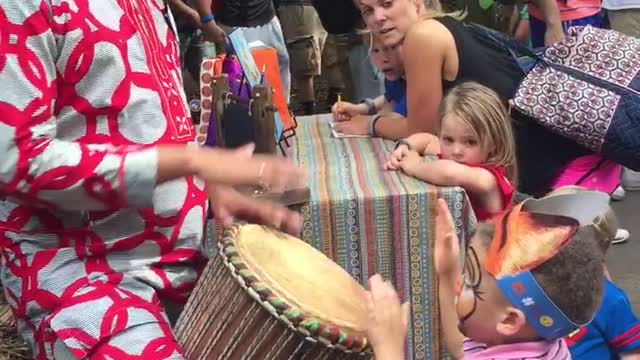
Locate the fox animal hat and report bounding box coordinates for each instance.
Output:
[484,191,609,339]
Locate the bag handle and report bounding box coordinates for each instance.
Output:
[466,23,640,99]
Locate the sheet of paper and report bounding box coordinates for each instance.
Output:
[228,29,261,87]
[328,120,371,138]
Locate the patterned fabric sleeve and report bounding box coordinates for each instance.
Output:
[0,1,158,211]
[604,283,640,354]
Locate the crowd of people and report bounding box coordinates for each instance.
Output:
[0,0,638,359]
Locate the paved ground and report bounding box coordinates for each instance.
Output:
[608,191,640,313]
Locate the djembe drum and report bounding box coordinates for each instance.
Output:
[174,224,372,359]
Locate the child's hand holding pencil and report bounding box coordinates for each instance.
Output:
[331,95,364,122]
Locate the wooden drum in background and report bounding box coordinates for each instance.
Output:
[175,224,373,359]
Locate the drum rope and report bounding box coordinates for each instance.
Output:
[178,257,232,350]
[287,335,309,360]
[265,328,296,359]
[241,315,281,360]
[217,301,262,359]
[196,275,234,341]
[200,285,247,359]
[175,255,224,338]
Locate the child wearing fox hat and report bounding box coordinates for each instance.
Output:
[365,191,610,359]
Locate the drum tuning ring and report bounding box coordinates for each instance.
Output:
[224,92,232,106]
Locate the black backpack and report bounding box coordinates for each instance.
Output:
[311,0,360,34]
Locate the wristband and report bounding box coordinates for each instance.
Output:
[368,114,383,137]
[359,98,377,115]
[200,14,215,25]
[394,139,412,151]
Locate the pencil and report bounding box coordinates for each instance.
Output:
[338,94,342,109]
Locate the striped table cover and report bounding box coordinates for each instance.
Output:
[289,115,477,360]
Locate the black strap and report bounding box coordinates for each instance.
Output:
[464,22,544,63]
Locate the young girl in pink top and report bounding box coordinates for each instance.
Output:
[385,82,515,221]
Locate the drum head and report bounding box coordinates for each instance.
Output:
[220,224,370,352]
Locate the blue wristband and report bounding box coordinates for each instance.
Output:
[200,14,215,24]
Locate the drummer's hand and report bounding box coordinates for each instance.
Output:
[332,101,365,122]
[384,144,410,171]
[434,199,461,281]
[365,274,409,360]
[195,143,307,192]
[208,185,302,235]
[333,115,369,135]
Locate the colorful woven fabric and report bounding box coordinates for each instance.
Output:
[288,115,477,359]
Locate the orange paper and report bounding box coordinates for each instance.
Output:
[250,47,295,131]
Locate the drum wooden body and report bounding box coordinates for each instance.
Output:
[175,224,372,360]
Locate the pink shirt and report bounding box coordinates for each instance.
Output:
[463,338,572,360]
[529,0,601,22]
[551,155,622,194]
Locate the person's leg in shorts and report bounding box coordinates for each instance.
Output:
[321,34,347,107]
[279,5,326,115]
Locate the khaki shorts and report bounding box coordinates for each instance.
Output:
[608,8,640,38]
[278,5,327,77]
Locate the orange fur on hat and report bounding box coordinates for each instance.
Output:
[483,192,609,279]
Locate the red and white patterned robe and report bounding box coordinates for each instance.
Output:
[0,1,207,358]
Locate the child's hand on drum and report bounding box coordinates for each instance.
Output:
[365,274,409,360]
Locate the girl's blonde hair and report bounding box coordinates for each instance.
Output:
[545,185,618,253]
[439,82,518,185]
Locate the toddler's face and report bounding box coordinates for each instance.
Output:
[439,114,490,166]
[369,41,404,81]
